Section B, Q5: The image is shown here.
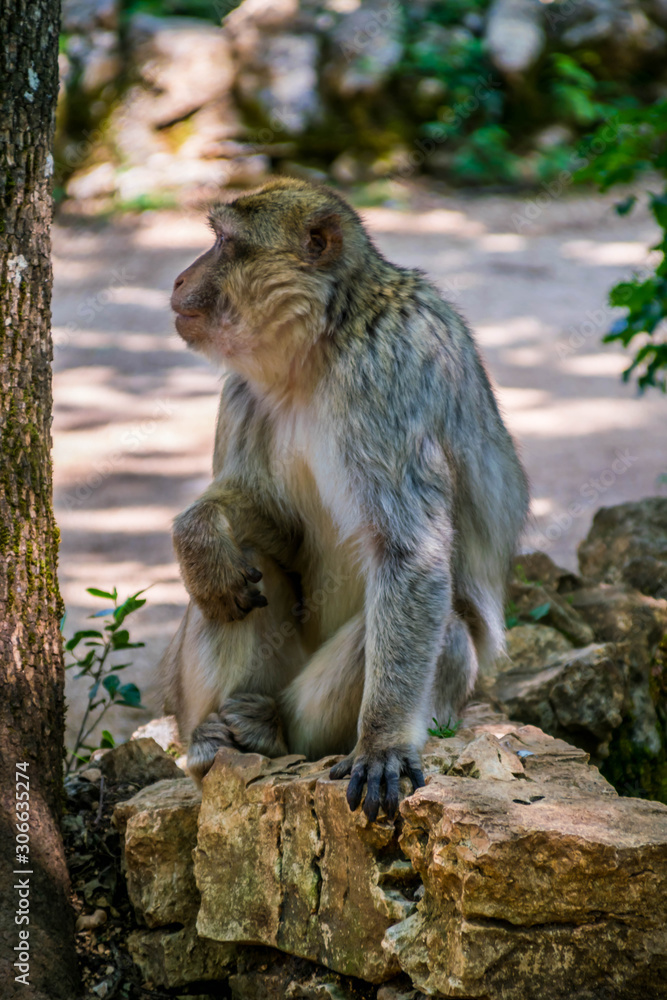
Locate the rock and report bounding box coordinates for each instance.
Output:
[578,498,667,599]
[568,584,667,653]
[257,34,320,132]
[448,732,526,781]
[66,162,117,200]
[493,643,626,757]
[509,580,596,646]
[128,15,234,128]
[118,710,667,997]
[78,766,102,783]
[224,1,322,134]
[513,550,582,593]
[485,0,546,75]
[228,949,368,1000]
[329,0,404,96]
[131,714,183,755]
[505,623,574,671]
[61,0,119,33]
[113,778,201,927]
[391,770,667,999]
[97,737,185,787]
[128,924,235,990]
[533,124,576,150]
[554,0,662,56]
[80,34,122,95]
[195,749,415,983]
[377,984,426,1000]
[569,585,667,756]
[75,909,107,932]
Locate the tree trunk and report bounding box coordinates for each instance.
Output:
[0,1,80,997]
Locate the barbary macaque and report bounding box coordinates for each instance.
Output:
[161,177,529,821]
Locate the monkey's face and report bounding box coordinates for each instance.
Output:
[170,178,363,383]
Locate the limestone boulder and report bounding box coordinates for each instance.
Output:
[195,750,416,983]
[113,777,201,928]
[578,497,667,598]
[485,0,546,75]
[393,770,667,999]
[116,707,667,998]
[492,643,627,757]
[96,736,184,787]
[505,623,574,671]
[508,580,595,646]
[127,924,235,990]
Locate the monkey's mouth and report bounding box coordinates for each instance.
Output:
[173,310,204,341]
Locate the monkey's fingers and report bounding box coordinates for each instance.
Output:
[346,763,367,813]
[234,586,268,617]
[243,565,263,584]
[329,754,354,781]
[406,763,425,792]
[362,760,385,822]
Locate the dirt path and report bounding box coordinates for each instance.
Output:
[52,187,667,747]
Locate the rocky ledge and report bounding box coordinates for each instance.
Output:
[113,704,667,1000]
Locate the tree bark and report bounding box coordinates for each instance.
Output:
[0,1,80,997]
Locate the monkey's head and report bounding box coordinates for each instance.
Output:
[171,178,373,385]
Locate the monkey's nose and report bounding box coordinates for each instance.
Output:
[173,274,185,289]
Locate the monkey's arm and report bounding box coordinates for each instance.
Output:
[173,480,298,622]
[330,518,451,819]
[329,356,455,819]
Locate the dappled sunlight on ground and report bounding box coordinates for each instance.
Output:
[52,187,667,745]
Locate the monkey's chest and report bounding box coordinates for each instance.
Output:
[271,420,364,648]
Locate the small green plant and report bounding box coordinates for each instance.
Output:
[505,600,551,629]
[428,716,462,739]
[64,587,147,773]
[576,99,667,392]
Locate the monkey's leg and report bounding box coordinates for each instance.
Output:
[280,613,366,761]
[431,615,479,727]
[160,553,306,784]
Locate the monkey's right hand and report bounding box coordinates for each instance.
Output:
[173,503,267,622]
[329,743,425,822]
[188,556,267,623]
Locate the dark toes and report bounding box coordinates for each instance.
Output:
[384,768,400,818]
[244,565,263,584]
[346,766,366,812]
[329,755,353,780]
[362,761,384,821]
[406,765,425,792]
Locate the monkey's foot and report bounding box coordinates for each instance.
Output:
[187,713,237,785]
[330,745,425,822]
[219,693,288,758]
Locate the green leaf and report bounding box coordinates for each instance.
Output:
[650,193,667,229]
[118,683,142,708]
[102,675,120,696]
[100,730,116,749]
[65,629,103,651]
[89,607,115,618]
[529,602,551,622]
[615,195,636,216]
[428,716,462,739]
[87,587,118,601]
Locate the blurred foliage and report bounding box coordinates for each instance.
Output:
[577,100,667,392]
[403,0,623,187]
[121,0,241,21]
[65,587,148,772]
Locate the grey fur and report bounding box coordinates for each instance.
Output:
[162,178,529,820]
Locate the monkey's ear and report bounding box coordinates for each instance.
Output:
[304,213,343,265]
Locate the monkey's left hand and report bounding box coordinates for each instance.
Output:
[329,744,425,822]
